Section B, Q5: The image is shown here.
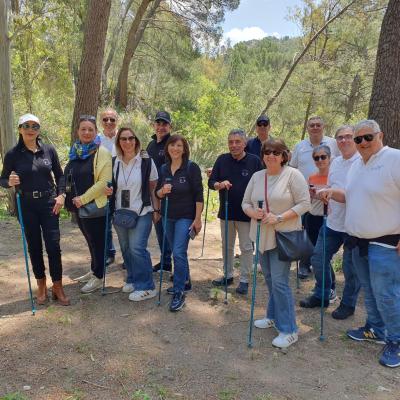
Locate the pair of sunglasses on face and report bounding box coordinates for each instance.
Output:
[353,131,379,144]
[119,136,135,142]
[257,122,269,127]
[264,149,282,156]
[313,155,329,161]
[20,123,40,131]
[103,117,116,123]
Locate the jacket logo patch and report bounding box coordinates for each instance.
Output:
[43,159,50,165]
[241,169,249,177]
[179,177,186,184]
[158,150,164,156]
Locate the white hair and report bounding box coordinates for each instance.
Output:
[354,119,381,134]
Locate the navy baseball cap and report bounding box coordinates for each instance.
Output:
[256,114,270,124]
[154,111,171,124]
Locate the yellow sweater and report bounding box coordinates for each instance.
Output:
[80,146,112,208]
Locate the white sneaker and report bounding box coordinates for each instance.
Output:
[74,271,93,283]
[272,332,298,349]
[254,318,275,329]
[129,289,157,302]
[122,283,134,293]
[81,276,103,293]
[329,289,338,304]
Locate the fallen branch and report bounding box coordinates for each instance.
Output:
[82,379,110,390]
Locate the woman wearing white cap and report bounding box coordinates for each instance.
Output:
[0,114,70,306]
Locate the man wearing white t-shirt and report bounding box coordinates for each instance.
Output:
[99,108,119,265]
[290,116,340,278]
[321,119,400,368]
[300,125,360,319]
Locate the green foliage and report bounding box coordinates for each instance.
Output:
[0,393,28,400]
[131,390,151,400]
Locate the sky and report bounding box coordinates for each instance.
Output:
[222,0,303,45]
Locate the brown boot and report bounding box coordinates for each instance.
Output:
[52,280,70,306]
[36,277,48,305]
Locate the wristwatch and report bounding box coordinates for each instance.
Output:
[276,214,283,223]
[61,193,67,199]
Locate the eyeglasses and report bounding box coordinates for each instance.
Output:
[20,123,40,131]
[313,155,328,161]
[264,149,282,156]
[119,136,135,142]
[309,123,322,128]
[353,131,379,144]
[336,134,353,142]
[79,114,96,123]
[257,122,269,127]
[102,117,116,123]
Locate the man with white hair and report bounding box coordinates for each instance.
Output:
[320,119,400,368]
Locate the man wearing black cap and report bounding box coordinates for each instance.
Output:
[246,115,271,159]
[146,111,172,272]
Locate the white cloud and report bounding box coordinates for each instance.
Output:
[223,27,281,45]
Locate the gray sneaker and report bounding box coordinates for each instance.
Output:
[81,276,102,293]
[235,282,248,295]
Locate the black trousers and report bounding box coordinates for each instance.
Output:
[76,214,106,279]
[19,196,62,282]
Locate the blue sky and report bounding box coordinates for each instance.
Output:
[222,0,303,44]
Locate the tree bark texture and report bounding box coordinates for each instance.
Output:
[71,0,111,139]
[114,0,153,109]
[368,0,400,149]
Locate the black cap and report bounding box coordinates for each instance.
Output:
[256,114,270,124]
[155,111,171,124]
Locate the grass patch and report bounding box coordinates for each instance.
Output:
[0,393,29,400]
[331,254,343,273]
[218,389,237,400]
[131,390,151,400]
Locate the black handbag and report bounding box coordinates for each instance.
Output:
[275,230,314,262]
[113,209,139,229]
[78,201,107,219]
[264,171,313,262]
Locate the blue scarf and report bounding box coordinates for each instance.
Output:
[69,135,101,160]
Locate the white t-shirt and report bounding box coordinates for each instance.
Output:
[326,152,360,232]
[113,153,158,216]
[290,136,340,180]
[99,133,116,156]
[344,146,400,239]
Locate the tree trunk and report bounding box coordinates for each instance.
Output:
[345,73,361,122]
[368,0,400,149]
[71,0,112,139]
[301,94,313,140]
[0,0,16,215]
[114,0,153,109]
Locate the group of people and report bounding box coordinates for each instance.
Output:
[0,111,399,368]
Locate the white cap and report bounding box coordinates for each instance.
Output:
[18,113,40,126]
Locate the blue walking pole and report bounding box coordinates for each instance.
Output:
[157,177,172,306]
[248,200,263,348]
[320,203,328,341]
[102,181,112,296]
[223,189,229,304]
[199,187,210,258]
[15,190,36,315]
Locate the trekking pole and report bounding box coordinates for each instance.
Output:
[102,181,113,295]
[320,204,328,341]
[296,261,300,289]
[15,189,36,315]
[199,187,210,258]
[157,177,172,306]
[248,200,263,348]
[223,189,229,304]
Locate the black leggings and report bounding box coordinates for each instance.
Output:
[76,214,106,279]
[19,196,62,282]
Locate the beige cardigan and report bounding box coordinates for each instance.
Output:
[242,166,310,252]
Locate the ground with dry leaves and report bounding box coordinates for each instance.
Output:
[0,217,399,400]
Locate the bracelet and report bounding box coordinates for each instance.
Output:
[154,209,160,213]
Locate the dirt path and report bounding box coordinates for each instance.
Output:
[0,217,399,400]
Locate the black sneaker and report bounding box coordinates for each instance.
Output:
[346,326,385,344]
[212,276,234,286]
[298,265,311,280]
[299,295,329,308]
[235,282,248,295]
[167,281,192,295]
[105,256,115,266]
[331,303,355,320]
[169,291,185,312]
[152,262,172,273]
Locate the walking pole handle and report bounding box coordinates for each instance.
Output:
[323,204,328,217]
[257,200,263,221]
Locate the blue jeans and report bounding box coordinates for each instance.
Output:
[155,218,172,265]
[352,244,400,342]
[260,247,297,334]
[114,213,155,290]
[165,218,191,293]
[311,226,360,307]
[106,215,116,258]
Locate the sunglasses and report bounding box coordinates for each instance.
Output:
[264,149,282,156]
[20,123,40,131]
[313,155,328,161]
[353,131,379,144]
[102,117,116,123]
[336,134,353,142]
[257,122,269,127]
[79,114,96,123]
[119,136,135,142]
[309,123,322,128]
